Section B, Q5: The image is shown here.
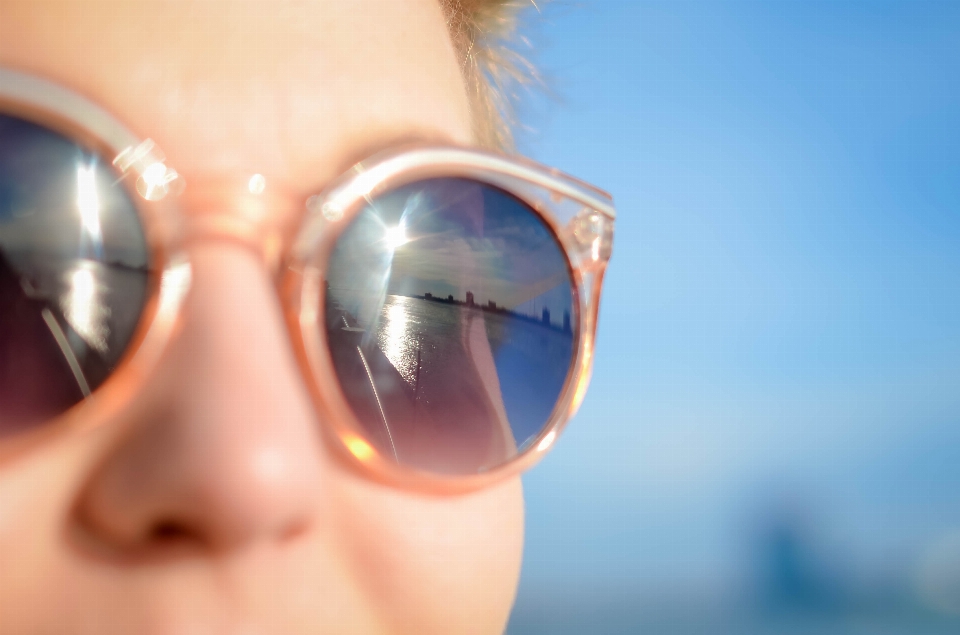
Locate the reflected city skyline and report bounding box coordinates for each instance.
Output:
[328,177,575,331]
[405,290,573,334]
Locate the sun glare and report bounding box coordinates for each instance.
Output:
[76,164,102,241]
[385,224,408,250]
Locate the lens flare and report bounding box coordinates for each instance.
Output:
[76,164,103,257]
[385,224,407,250]
[248,173,266,195]
[345,435,376,462]
[137,161,180,201]
[537,430,557,453]
[141,162,168,188]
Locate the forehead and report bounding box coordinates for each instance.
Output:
[0,0,473,193]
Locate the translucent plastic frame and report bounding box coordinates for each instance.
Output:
[0,67,616,492]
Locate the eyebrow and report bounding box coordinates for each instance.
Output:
[303,128,472,196]
[340,130,471,173]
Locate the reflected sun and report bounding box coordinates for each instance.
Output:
[385,224,408,250]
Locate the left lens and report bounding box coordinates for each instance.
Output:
[323,177,577,475]
[0,114,150,435]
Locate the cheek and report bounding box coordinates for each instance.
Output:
[0,434,99,627]
[333,477,525,633]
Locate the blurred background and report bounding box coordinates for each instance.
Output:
[507,1,960,633]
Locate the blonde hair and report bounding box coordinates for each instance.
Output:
[440,0,543,150]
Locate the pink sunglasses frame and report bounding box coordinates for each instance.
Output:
[0,67,615,492]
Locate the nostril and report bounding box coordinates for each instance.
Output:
[149,520,197,544]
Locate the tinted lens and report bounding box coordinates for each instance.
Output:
[0,114,150,435]
[324,178,576,475]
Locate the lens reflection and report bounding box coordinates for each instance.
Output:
[325,178,576,475]
[0,114,150,434]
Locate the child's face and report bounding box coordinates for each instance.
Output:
[0,1,525,633]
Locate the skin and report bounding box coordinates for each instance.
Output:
[0,1,525,633]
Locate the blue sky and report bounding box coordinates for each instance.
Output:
[508,2,960,632]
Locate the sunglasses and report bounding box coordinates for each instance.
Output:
[0,67,614,491]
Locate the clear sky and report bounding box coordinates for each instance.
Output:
[509,2,960,633]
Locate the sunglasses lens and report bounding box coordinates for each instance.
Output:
[0,114,150,435]
[324,178,577,475]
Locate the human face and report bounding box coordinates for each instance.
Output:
[0,1,524,633]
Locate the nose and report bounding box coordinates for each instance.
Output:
[74,238,323,553]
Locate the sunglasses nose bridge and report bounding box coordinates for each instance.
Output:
[174,177,303,274]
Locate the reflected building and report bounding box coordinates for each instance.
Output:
[416,290,572,334]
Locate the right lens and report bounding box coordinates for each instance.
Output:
[323,177,577,476]
[0,114,150,435]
